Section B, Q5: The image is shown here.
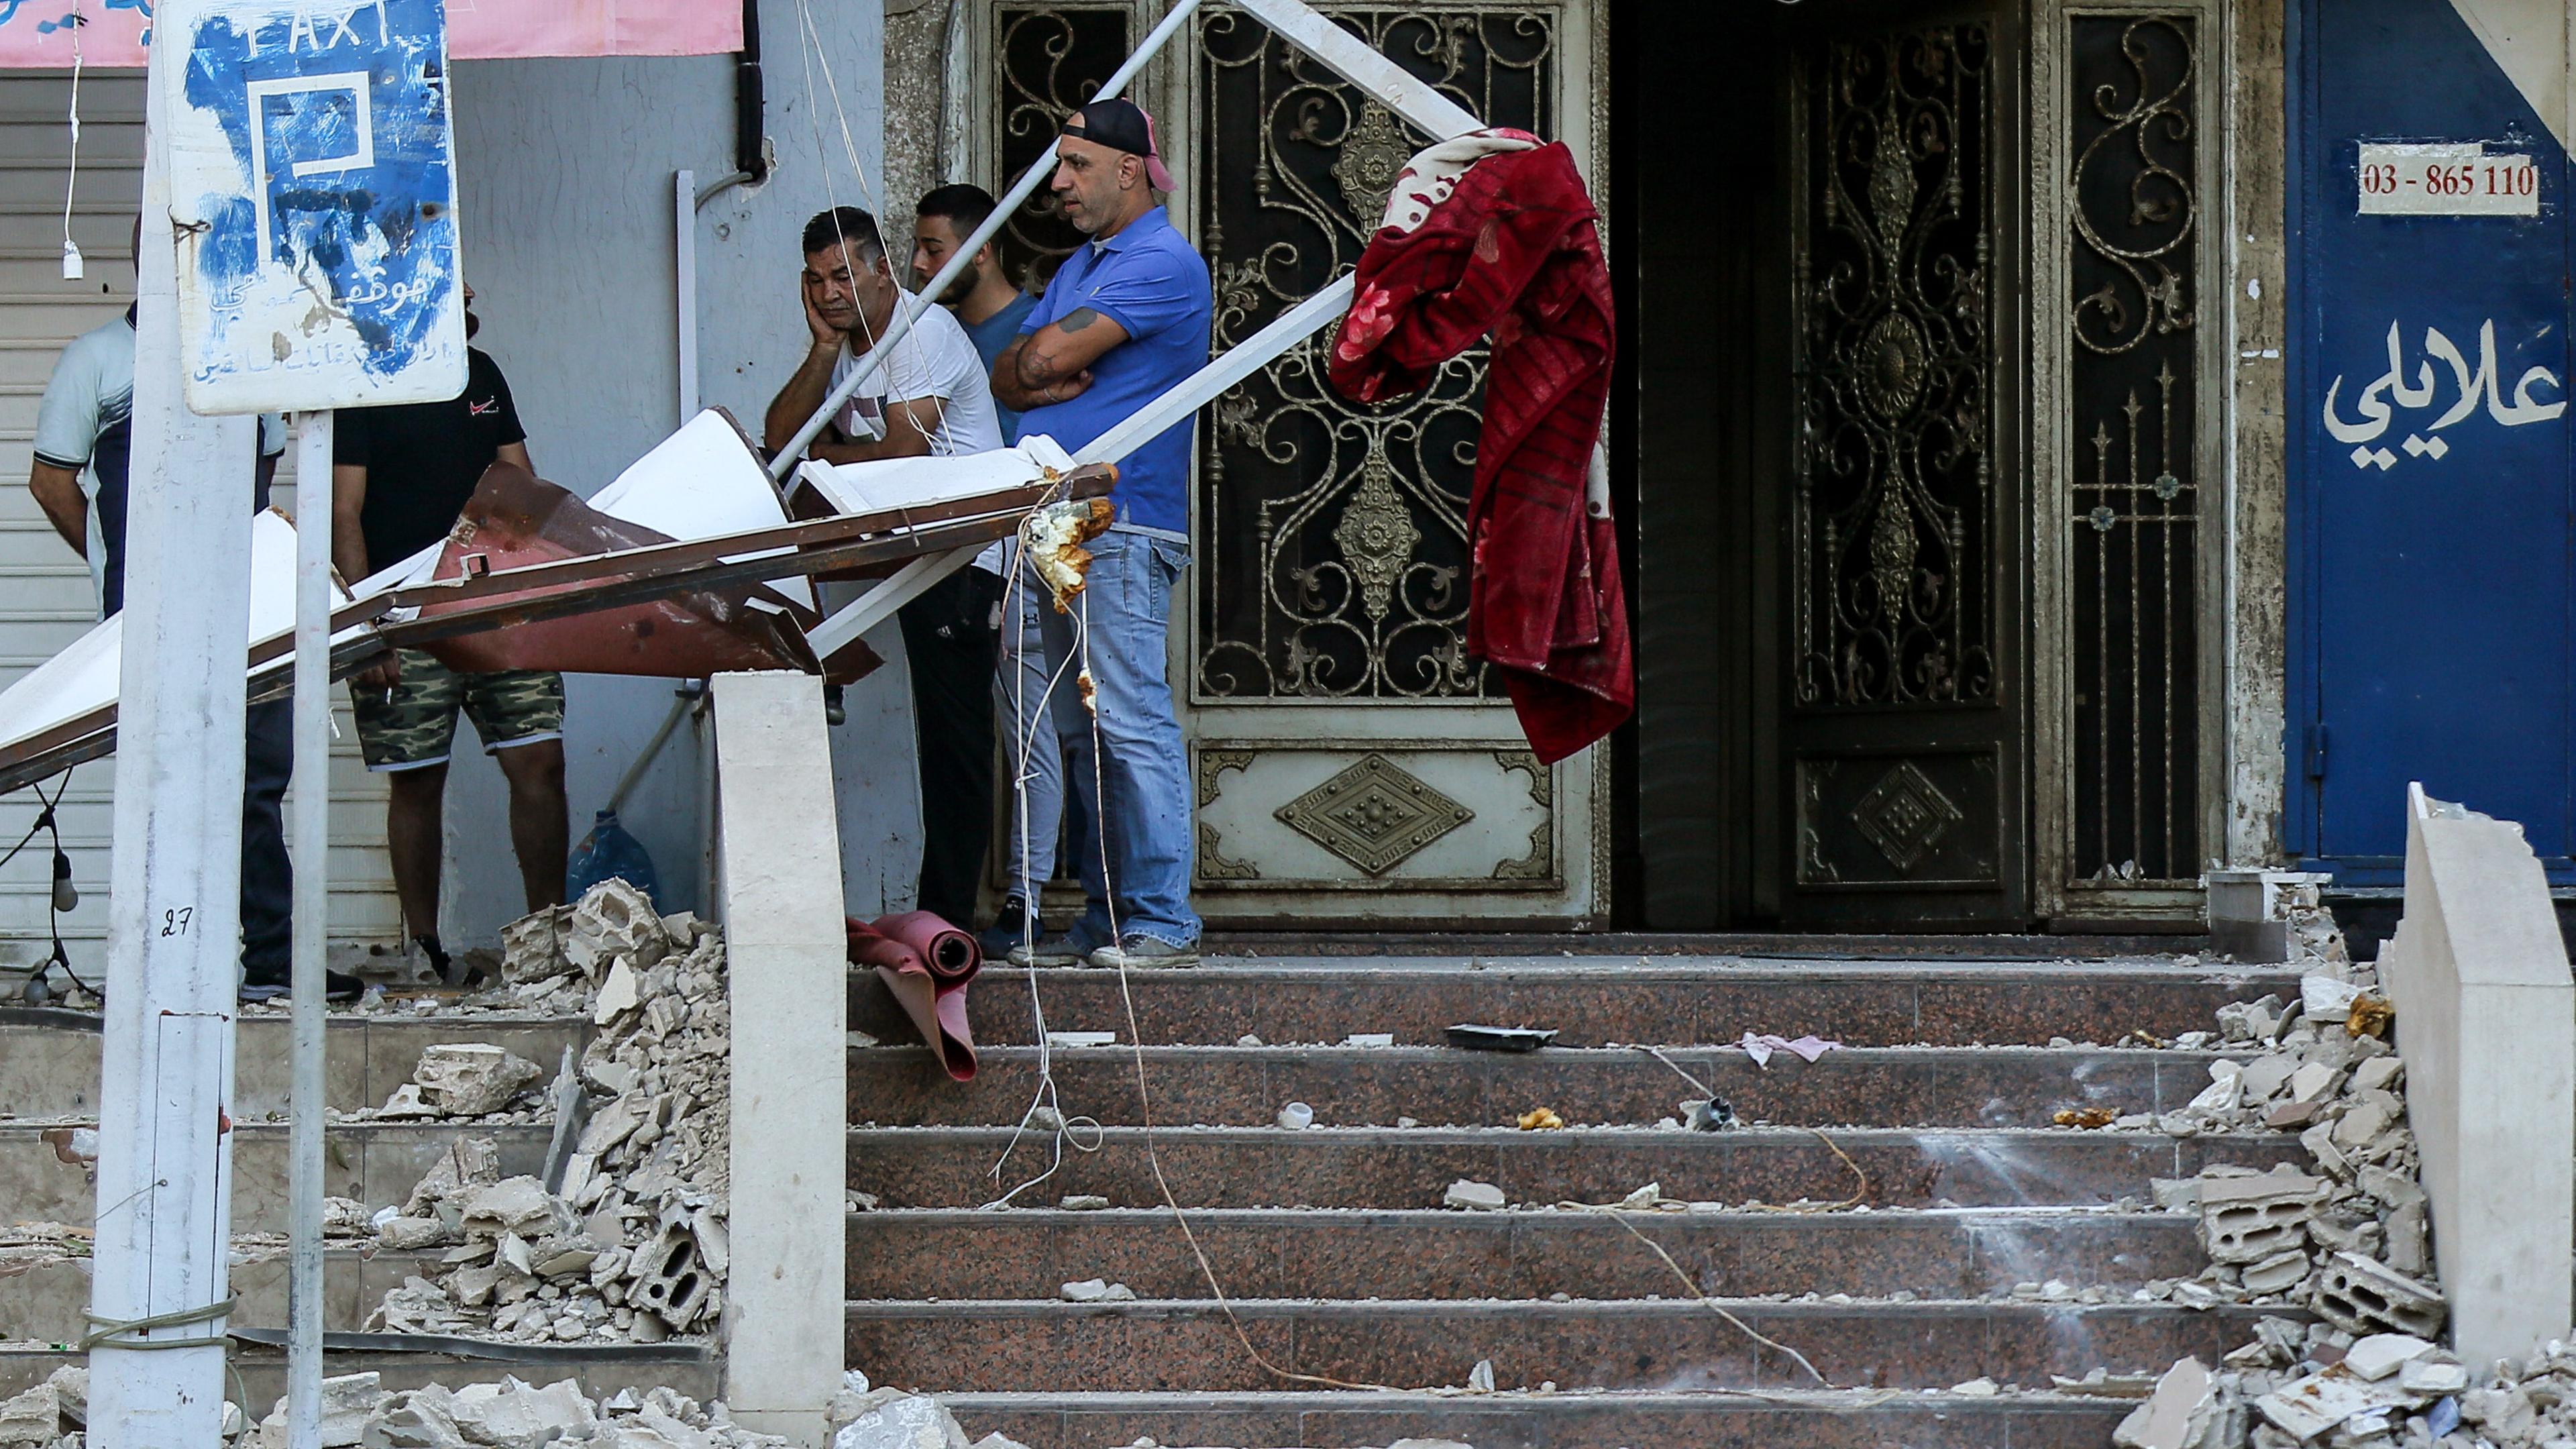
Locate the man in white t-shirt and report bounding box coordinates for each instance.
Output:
[763,206,1010,929]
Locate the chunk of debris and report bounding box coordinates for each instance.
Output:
[2310,1250,2445,1338]
[1060,1278,1136,1303]
[2342,1333,2434,1382]
[1443,1179,1506,1212]
[2253,1364,2425,1441]
[1060,1195,1110,1211]
[1516,1106,1564,1131]
[2054,1106,2117,1129]
[382,1043,544,1118]
[2198,1165,2328,1263]
[2112,1357,2215,1449]
[1466,1360,1496,1393]
[1444,1024,1557,1053]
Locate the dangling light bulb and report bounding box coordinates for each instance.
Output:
[51,849,78,912]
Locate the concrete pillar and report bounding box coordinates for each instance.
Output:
[713,672,846,1444]
[2384,783,2575,1368]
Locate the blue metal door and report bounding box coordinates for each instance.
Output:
[2291,0,2575,882]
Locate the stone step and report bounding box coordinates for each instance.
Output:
[0,1007,587,1119]
[0,1346,718,1413]
[3,1122,552,1232]
[845,1206,2206,1301]
[936,1389,2136,1449]
[843,1297,2282,1395]
[850,1043,2235,1130]
[847,1125,2302,1210]
[1,1245,448,1342]
[849,959,2290,1049]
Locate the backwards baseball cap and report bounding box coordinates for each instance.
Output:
[1060,98,1177,193]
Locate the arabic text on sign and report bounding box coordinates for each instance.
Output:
[2356,142,2540,217]
[2322,319,2567,471]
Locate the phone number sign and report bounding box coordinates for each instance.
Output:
[2357,142,2540,217]
[160,0,467,414]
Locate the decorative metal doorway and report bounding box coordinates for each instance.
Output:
[1181,1,1605,924]
[2032,3,2220,921]
[968,0,1606,925]
[1778,5,2029,928]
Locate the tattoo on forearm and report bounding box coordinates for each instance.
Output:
[1058,307,1101,333]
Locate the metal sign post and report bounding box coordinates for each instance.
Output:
[94,5,464,1446]
[85,46,259,1449]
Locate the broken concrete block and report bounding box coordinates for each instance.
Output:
[594,961,642,1025]
[1443,1179,1506,1212]
[362,1386,467,1449]
[404,1044,544,1117]
[2398,1357,2468,1395]
[1060,1195,1109,1212]
[2188,1074,2242,1115]
[1059,1279,1134,1303]
[564,879,672,981]
[406,1137,503,1216]
[2288,1061,2342,1104]
[2302,975,2361,1024]
[2343,1334,2434,1382]
[2200,1166,2328,1263]
[376,1216,455,1251]
[828,1390,971,1449]
[2151,1177,2202,1212]
[0,1385,62,1446]
[458,1177,565,1240]
[446,1377,596,1446]
[2253,1365,2423,1441]
[2349,1057,2404,1095]
[501,906,575,984]
[2114,1357,2216,1449]
[2381,1201,2430,1277]
[2332,1095,2398,1150]
[2240,1248,2313,1296]
[2311,1251,2446,1338]
[2265,1100,2322,1130]
[626,1210,715,1331]
[2239,1054,2300,1104]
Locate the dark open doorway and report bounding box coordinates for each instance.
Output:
[1619,0,2035,932]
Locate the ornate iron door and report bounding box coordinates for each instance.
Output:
[970,0,1605,926]
[1778,5,2030,927]
[1179,1,1606,925]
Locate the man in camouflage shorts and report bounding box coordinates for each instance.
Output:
[334,286,568,979]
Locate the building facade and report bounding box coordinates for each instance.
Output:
[0,0,2567,955]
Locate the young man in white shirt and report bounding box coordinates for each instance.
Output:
[763,207,1008,929]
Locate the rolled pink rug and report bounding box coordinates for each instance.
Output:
[850,914,981,1081]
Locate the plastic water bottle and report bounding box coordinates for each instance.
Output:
[566,809,659,908]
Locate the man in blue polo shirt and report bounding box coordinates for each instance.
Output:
[992,98,1213,969]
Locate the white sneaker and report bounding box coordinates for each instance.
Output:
[1085,935,1200,970]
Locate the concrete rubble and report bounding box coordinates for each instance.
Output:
[349,879,732,1344]
[2128,953,2440,1339]
[2113,1330,2576,1449]
[90,1373,808,1449]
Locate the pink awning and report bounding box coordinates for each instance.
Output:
[0,1,745,67]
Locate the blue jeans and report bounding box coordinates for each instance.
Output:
[1035,531,1199,949]
[996,563,1096,900]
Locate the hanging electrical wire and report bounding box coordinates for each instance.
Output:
[59,1,85,280]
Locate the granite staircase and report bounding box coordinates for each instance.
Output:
[845,943,2306,1449]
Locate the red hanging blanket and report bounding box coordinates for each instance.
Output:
[1326,135,1632,764]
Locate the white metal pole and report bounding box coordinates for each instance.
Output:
[285,411,334,1449]
[88,40,257,1448]
[767,0,1207,478]
[676,170,700,424]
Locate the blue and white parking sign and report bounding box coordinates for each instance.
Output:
[160,0,466,413]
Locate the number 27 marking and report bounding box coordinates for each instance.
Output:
[160,906,195,937]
